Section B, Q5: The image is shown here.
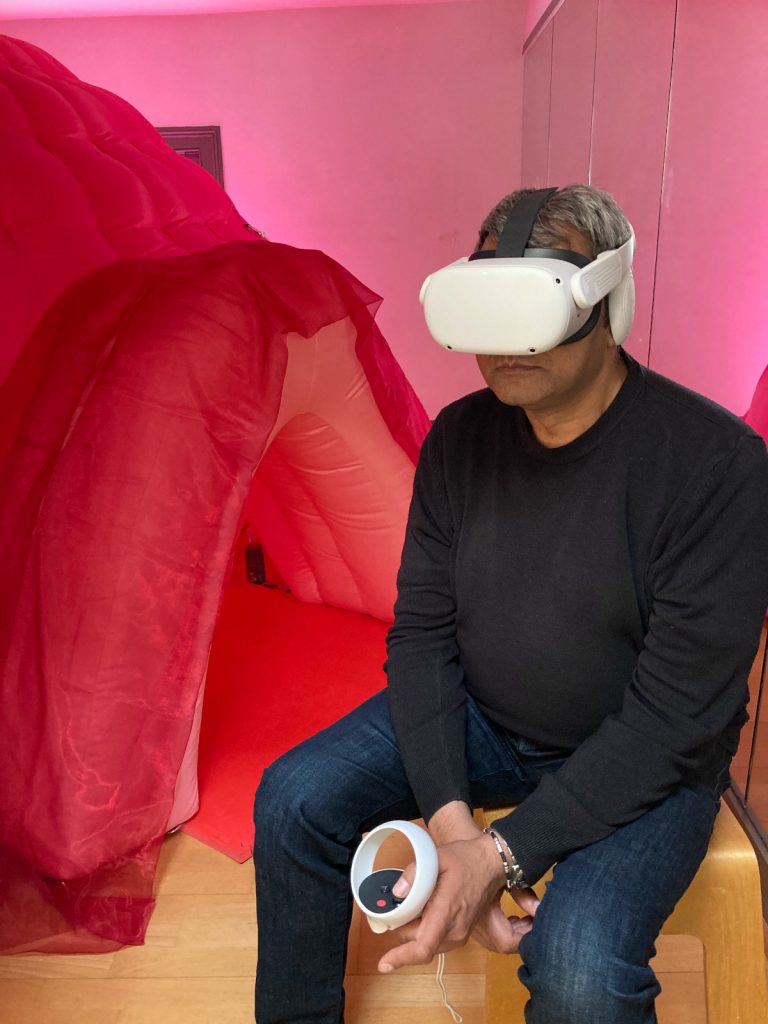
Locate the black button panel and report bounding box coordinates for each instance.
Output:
[358,868,405,914]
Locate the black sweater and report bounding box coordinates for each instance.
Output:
[385,353,768,884]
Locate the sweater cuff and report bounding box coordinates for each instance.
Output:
[411,774,473,825]
[489,774,614,885]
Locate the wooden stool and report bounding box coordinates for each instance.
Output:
[481,800,768,1024]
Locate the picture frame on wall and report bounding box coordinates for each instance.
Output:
[156,125,224,187]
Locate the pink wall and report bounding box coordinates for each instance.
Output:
[546,0,596,185]
[523,0,562,48]
[0,0,471,17]
[648,0,768,415]
[520,16,550,186]
[590,0,676,367]
[520,0,673,368]
[521,0,768,416]
[0,1,525,417]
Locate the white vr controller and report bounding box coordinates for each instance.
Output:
[350,820,439,934]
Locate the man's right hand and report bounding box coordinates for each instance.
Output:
[427,800,540,955]
[379,828,535,972]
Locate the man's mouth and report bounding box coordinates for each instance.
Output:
[494,361,540,372]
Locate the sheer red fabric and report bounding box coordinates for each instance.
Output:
[0,241,428,953]
[0,33,429,952]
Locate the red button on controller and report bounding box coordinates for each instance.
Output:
[376,899,387,907]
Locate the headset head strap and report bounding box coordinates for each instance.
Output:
[496,187,558,258]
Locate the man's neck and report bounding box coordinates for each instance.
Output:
[525,353,628,448]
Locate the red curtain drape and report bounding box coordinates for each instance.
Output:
[0,240,428,953]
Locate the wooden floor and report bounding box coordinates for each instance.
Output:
[0,831,711,1024]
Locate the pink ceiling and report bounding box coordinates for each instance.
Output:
[0,0,471,19]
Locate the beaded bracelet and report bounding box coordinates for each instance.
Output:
[482,826,528,893]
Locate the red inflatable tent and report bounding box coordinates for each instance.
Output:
[0,36,429,953]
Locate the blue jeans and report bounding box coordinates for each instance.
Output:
[253,691,726,1024]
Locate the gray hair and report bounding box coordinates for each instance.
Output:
[475,184,632,257]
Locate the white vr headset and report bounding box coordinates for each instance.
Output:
[419,187,636,356]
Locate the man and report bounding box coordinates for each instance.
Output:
[254,185,768,1024]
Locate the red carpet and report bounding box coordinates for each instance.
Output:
[182,582,389,860]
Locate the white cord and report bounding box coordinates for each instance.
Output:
[435,952,463,1023]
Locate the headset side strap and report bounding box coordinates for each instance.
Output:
[571,231,635,308]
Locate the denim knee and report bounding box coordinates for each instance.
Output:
[256,747,320,834]
[518,916,660,1024]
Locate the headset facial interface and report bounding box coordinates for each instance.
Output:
[419,187,635,356]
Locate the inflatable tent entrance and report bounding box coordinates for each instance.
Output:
[0,36,430,953]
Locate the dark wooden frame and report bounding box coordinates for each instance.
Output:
[156,125,224,187]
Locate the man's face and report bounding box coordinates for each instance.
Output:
[474,226,617,412]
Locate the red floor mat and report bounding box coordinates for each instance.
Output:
[182,583,389,861]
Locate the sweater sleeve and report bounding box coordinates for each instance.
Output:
[493,434,768,884]
[385,416,472,821]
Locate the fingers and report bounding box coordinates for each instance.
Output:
[379,937,447,974]
[472,904,534,955]
[379,840,528,973]
[379,899,536,972]
[511,886,541,918]
[378,893,461,973]
[392,860,416,899]
[391,920,420,945]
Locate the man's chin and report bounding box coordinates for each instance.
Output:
[489,377,549,408]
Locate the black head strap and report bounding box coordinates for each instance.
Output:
[523,247,590,268]
[496,187,558,258]
[561,300,602,346]
[467,247,589,268]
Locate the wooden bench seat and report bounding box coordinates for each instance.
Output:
[482,800,768,1024]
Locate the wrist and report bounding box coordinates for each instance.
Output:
[482,826,529,891]
[480,830,508,888]
[427,800,479,844]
